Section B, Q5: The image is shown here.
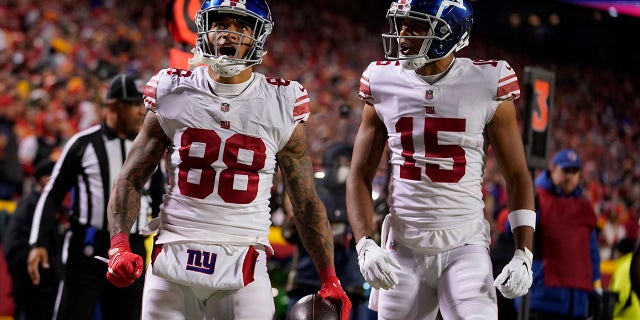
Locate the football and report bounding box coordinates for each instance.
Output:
[287,294,339,320]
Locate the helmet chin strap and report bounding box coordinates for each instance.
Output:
[212,60,248,78]
[400,37,432,70]
[188,47,248,77]
[401,56,428,70]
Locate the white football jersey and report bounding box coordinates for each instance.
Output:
[144,66,310,248]
[360,58,520,252]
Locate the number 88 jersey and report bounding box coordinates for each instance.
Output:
[144,66,310,246]
[359,58,520,236]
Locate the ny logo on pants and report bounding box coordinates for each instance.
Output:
[186,249,217,274]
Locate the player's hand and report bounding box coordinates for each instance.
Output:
[106,233,143,288]
[27,247,49,285]
[355,237,401,290]
[317,275,352,320]
[494,248,533,299]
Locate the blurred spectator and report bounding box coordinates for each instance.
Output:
[0,102,23,200]
[516,149,603,319]
[609,237,639,319]
[3,159,62,320]
[599,191,630,260]
[335,104,358,146]
[17,87,67,178]
[64,76,100,131]
[631,220,640,300]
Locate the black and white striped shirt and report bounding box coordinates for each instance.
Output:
[29,122,165,247]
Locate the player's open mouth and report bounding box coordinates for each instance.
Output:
[400,46,412,55]
[219,46,237,57]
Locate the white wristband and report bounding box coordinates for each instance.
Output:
[508,209,536,231]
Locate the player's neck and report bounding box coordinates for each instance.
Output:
[208,67,253,84]
[416,55,455,76]
[208,73,255,98]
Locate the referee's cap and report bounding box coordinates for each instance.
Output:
[106,74,144,102]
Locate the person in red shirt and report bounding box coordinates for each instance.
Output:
[519,149,602,319]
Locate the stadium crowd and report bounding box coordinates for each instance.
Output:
[1,0,639,317]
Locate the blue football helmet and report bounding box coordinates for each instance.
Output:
[190,0,273,76]
[382,0,473,70]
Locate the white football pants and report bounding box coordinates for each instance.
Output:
[140,248,274,320]
[376,242,497,320]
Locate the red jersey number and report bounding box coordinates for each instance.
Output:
[177,128,266,203]
[265,77,291,87]
[395,117,466,183]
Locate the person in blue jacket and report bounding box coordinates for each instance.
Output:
[509,149,602,319]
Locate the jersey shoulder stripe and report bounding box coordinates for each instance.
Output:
[497,71,520,100]
[144,67,207,113]
[359,74,371,99]
[144,75,159,110]
[463,58,520,101]
[293,90,310,122]
[261,75,311,123]
[358,60,405,103]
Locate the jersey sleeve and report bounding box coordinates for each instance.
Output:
[358,62,375,105]
[292,82,310,124]
[143,69,168,113]
[496,60,520,101]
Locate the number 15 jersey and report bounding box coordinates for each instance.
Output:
[359,58,520,253]
[144,66,310,248]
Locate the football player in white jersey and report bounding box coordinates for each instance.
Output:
[102,0,351,319]
[346,0,536,319]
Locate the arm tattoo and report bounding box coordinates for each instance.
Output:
[278,125,334,269]
[108,112,169,235]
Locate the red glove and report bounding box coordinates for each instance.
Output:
[106,233,143,288]
[317,267,352,320]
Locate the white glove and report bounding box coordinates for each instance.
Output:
[494,248,533,299]
[355,237,401,290]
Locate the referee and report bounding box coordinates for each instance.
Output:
[27,74,165,320]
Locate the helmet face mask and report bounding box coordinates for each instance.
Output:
[191,0,273,76]
[382,0,473,70]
